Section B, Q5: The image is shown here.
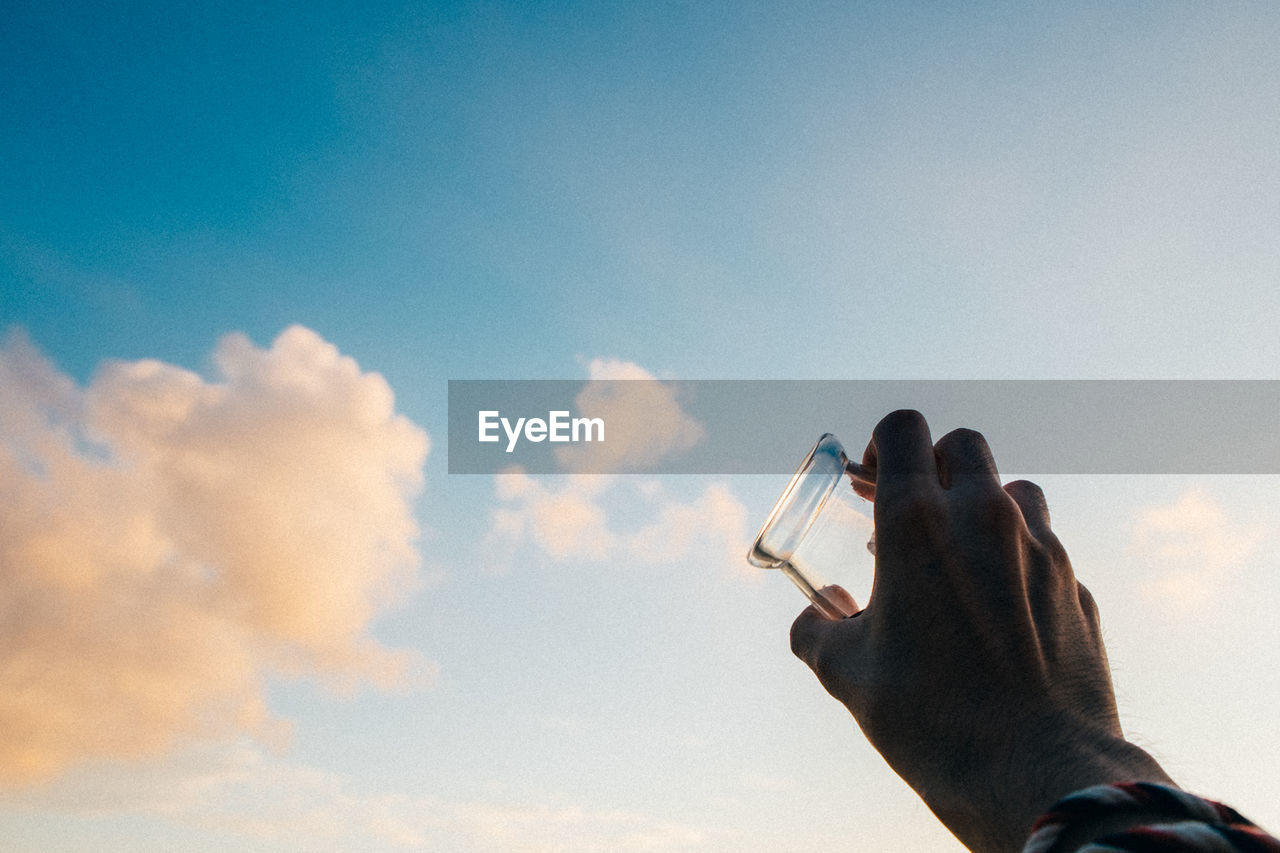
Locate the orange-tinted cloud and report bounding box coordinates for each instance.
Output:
[1130,488,1265,614]
[485,359,742,574]
[0,326,430,785]
[554,359,705,473]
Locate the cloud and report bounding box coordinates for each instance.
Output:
[1129,489,1265,613]
[0,744,712,852]
[492,472,615,560]
[554,358,705,473]
[482,358,743,575]
[0,326,431,785]
[484,468,747,575]
[618,480,747,567]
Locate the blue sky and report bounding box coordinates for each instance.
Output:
[3,2,1280,850]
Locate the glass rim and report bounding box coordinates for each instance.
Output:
[747,433,845,569]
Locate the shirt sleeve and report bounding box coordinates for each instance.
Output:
[1022,781,1280,853]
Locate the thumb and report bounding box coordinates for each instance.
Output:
[790,603,834,670]
[790,590,861,672]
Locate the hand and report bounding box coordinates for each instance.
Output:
[790,410,1173,852]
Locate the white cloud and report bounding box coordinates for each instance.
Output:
[618,481,747,567]
[484,358,743,574]
[1129,489,1266,614]
[0,744,712,852]
[484,468,747,576]
[554,359,705,473]
[0,326,431,785]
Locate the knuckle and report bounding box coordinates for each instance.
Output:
[811,632,850,681]
[791,615,858,683]
[1076,582,1101,622]
[878,485,946,527]
[1023,537,1073,597]
[964,486,1024,527]
[1038,529,1071,565]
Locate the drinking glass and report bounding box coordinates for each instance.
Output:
[748,434,875,619]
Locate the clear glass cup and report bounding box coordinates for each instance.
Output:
[747,434,876,619]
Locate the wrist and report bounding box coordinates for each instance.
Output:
[922,720,1173,853]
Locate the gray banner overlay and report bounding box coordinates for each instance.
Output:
[447,380,1280,475]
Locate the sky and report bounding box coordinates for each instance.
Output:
[2,1,1280,850]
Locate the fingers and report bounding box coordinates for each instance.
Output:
[933,428,1000,491]
[1004,479,1051,535]
[863,414,1001,494]
[861,409,937,492]
[861,411,941,606]
[1006,479,1074,580]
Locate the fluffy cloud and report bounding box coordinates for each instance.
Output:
[1129,489,1265,613]
[0,326,430,785]
[488,470,746,570]
[491,472,616,561]
[554,358,705,473]
[484,359,744,574]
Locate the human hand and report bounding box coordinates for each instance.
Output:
[790,410,1173,852]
